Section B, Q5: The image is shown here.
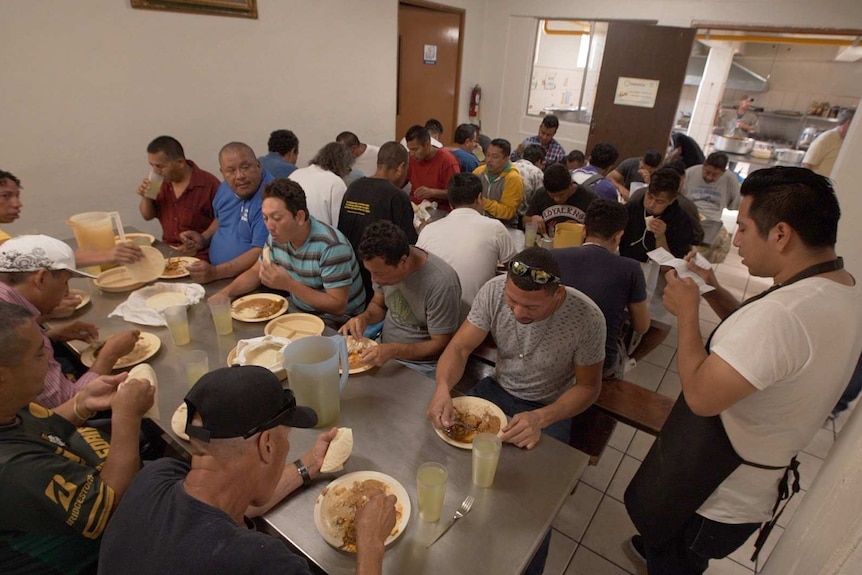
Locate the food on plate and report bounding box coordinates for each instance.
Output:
[107,335,148,364]
[171,403,189,441]
[322,479,403,553]
[320,428,353,473]
[233,297,284,320]
[447,406,502,443]
[163,258,187,276]
[347,337,374,370]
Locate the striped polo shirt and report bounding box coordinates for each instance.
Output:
[267,216,365,317]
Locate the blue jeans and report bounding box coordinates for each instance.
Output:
[466,376,572,575]
[833,352,862,415]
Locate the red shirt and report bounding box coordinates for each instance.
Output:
[155,160,220,260]
[408,149,460,211]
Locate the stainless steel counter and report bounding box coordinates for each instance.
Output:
[63,239,590,574]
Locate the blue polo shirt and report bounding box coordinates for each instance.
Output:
[209,172,274,265]
[267,217,365,317]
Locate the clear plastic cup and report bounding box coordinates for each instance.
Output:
[163,305,190,346]
[146,170,163,200]
[472,432,502,487]
[185,350,209,387]
[417,462,448,522]
[207,295,233,335]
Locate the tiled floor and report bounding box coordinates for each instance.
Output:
[541,216,852,575]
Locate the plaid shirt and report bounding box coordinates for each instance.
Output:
[0,283,95,408]
[518,136,567,165]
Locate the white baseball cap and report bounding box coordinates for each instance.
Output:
[0,235,97,278]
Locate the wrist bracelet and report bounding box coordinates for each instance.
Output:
[294,459,311,487]
[73,392,96,422]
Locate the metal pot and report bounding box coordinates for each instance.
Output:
[774,149,806,165]
[714,135,755,155]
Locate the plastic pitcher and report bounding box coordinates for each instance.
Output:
[67,211,124,272]
[553,222,585,248]
[282,334,349,428]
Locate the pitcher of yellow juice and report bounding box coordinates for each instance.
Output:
[67,211,124,273]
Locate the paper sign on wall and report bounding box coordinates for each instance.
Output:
[424,45,438,65]
[614,77,660,108]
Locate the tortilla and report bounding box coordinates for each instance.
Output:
[320,428,353,473]
[126,363,160,421]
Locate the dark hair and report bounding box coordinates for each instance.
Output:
[267,130,298,156]
[310,142,353,177]
[147,135,185,161]
[541,115,560,130]
[376,141,408,169]
[424,119,444,136]
[705,152,729,171]
[643,150,662,168]
[566,150,585,164]
[543,163,572,193]
[508,247,561,294]
[585,199,628,240]
[648,168,681,197]
[662,158,686,177]
[0,170,21,188]
[454,124,475,145]
[588,143,619,170]
[358,221,410,266]
[262,178,308,218]
[522,144,546,165]
[448,173,483,208]
[489,138,512,158]
[335,131,360,148]
[741,167,840,248]
[0,302,35,367]
[405,125,430,144]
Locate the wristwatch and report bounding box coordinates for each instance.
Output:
[294,459,311,487]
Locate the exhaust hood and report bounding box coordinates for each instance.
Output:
[684,55,769,92]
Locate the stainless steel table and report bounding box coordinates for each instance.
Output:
[63,248,589,575]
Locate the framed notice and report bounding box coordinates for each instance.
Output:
[614,77,660,108]
[424,44,438,65]
[131,0,258,19]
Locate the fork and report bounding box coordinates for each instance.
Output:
[443,420,478,438]
[426,495,475,548]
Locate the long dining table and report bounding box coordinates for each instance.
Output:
[61,237,590,575]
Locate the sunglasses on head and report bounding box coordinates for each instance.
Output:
[242,389,297,439]
[509,259,559,285]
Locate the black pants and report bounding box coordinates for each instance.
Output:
[644,514,760,575]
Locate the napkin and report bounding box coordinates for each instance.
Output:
[234,336,293,371]
[109,282,205,326]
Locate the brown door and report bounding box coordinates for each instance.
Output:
[587,22,696,163]
[396,3,463,145]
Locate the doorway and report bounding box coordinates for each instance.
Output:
[396,2,464,144]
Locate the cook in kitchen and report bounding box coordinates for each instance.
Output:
[717,95,759,137]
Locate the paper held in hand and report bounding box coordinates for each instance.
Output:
[646,248,715,295]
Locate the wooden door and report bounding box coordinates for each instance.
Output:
[587,22,696,163]
[397,3,463,145]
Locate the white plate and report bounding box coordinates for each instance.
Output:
[314,471,410,553]
[170,403,189,441]
[344,337,378,375]
[434,396,507,450]
[116,232,155,246]
[230,293,288,322]
[264,313,325,340]
[80,332,161,369]
[124,246,166,284]
[159,256,199,279]
[69,288,91,310]
[94,267,147,293]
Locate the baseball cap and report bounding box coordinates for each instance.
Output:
[0,235,97,279]
[184,365,318,442]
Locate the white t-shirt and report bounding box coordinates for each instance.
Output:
[353,145,380,180]
[682,167,741,223]
[803,128,843,177]
[288,165,347,227]
[417,208,518,317]
[698,277,862,523]
[467,276,606,403]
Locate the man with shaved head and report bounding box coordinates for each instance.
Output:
[182,142,274,283]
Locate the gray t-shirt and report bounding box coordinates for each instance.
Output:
[467,275,606,403]
[682,166,741,222]
[379,251,462,347]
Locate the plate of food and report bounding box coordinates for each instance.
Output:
[115,232,155,246]
[171,402,189,441]
[79,332,161,369]
[314,471,410,553]
[230,294,288,322]
[264,313,325,340]
[69,288,91,310]
[93,267,147,293]
[343,336,377,375]
[434,396,507,450]
[160,256,199,279]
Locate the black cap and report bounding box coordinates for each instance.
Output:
[184,365,317,442]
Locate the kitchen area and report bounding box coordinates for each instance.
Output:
[674,33,860,175]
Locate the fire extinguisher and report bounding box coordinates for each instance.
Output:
[469,84,481,119]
